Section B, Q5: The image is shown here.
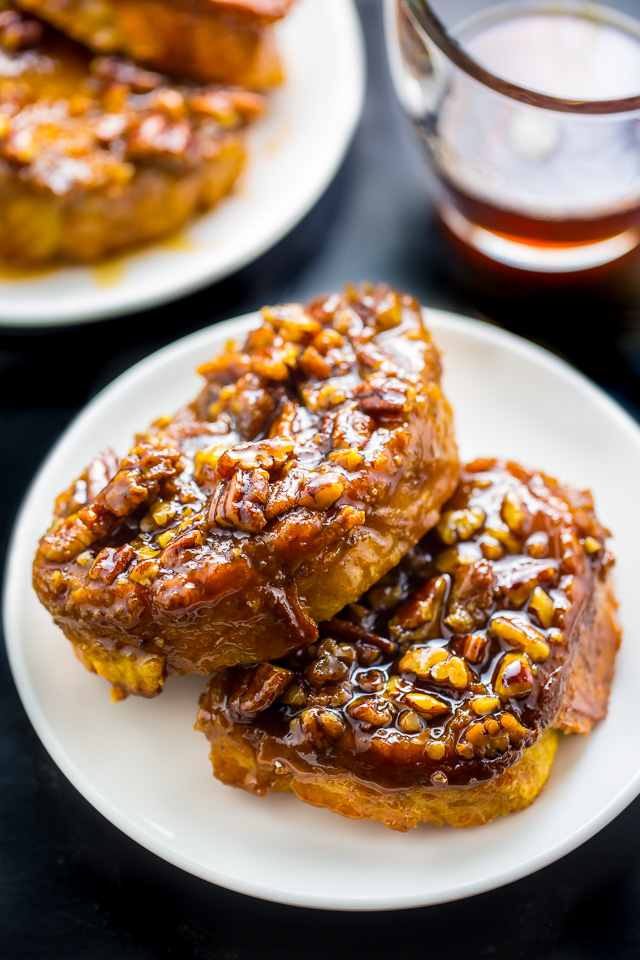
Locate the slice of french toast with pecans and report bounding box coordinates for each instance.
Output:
[0,3,265,263]
[197,459,621,829]
[33,284,459,698]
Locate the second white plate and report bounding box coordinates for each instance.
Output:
[0,0,365,326]
[5,308,640,909]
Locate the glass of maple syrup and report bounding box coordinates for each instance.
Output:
[386,0,640,275]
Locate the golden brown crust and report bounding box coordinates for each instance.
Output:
[33,284,459,697]
[0,5,265,262]
[203,711,559,830]
[556,577,620,735]
[14,0,296,86]
[196,459,620,828]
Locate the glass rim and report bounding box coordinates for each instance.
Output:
[404,0,640,114]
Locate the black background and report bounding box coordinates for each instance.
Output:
[2,1,640,956]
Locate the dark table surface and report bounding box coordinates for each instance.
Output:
[2,2,640,956]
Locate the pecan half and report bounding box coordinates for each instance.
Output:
[228,664,294,719]
[354,375,413,419]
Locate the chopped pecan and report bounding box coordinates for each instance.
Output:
[89,544,134,584]
[398,645,448,678]
[128,558,160,586]
[104,471,149,516]
[458,712,529,759]
[228,664,294,719]
[500,492,532,537]
[350,696,395,728]
[216,439,294,479]
[584,536,602,555]
[127,115,193,162]
[398,710,423,733]
[471,696,501,716]
[375,288,403,329]
[294,707,346,749]
[402,691,451,719]
[187,90,239,124]
[280,681,307,709]
[445,559,496,633]
[324,618,397,656]
[305,639,351,688]
[356,668,387,693]
[354,375,413,419]
[261,303,322,343]
[328,448,365,472]
[430,655,470,691]
[160,527,203,566]
[299,345,333,381]
[460,633,490,664]
[250,342,300,381]
[493,652,534,700]
[356,342,398,373]
[306,682,353,709]
[228,374,277,439]
[148,88,186,120]
[489,613,550,663]
[496,558,558,607]
[426,741,447,761]
[437,507,486,546]
[208,467,270,533]
[528,586,554,628]
[389,575,447,641]
[525,532,549,558]
[298,473,345,511]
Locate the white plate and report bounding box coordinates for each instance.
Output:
[0,0,365,327]
[5,308,640,910]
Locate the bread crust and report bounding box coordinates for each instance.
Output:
[197,460,621,828]
[0,5,265,262]
[33,284,459,697]
[13,0,296,86]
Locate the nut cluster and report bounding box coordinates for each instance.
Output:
[216,459,613,788]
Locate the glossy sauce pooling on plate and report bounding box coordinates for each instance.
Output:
[33,284,458,695]
[202,460,614,788]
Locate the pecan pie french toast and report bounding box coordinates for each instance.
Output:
[14,0,296,87]
[0,3,265,263]
[33,284,459,699]
[197,459,621,830]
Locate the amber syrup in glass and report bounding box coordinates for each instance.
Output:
[431,3,640,275]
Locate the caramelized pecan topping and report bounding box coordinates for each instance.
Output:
[0,13,266,196]
[204,459,614,789]
[34,283,453,696]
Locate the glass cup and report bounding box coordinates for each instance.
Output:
[385,0,640,274]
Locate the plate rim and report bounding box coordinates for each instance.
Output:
[5,306,640,911]
[0,0,366,328]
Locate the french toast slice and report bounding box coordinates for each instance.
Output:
[0,3,264,263]
[197,459,621,829]
[33,285,459,698]
[14,0,296,87]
